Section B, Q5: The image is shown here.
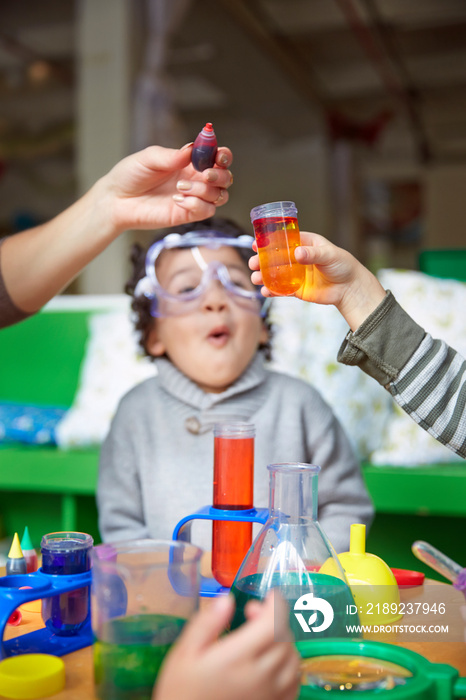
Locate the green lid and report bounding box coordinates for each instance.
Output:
[21,526,34,552]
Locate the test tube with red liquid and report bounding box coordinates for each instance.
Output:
[250,201,305,296]
[212,423,255,588]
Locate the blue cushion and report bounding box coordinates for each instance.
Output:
[0,402,67,445]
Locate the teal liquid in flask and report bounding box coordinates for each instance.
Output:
[229,463,360,640]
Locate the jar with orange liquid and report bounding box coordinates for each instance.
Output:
[250,200,305,295]
[212,422,255,588]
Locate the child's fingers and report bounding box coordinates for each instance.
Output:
[218,591,287,660]
[294,246,315,264]
[250,270,263,286]
[295,242,335,266]
[174,595,234,653]
[243,598,264,621]
[249,254,260,271]
[257,642,302,700]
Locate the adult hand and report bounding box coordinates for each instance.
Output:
[104,143,234,234]
[0,143,233,318]
[153,592,300,700]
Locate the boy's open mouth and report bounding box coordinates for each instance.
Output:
[207,325,231,346]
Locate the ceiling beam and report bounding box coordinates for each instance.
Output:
[213,0,328,111]
[334,0,431,162]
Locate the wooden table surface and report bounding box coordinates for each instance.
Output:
[2,579,465,699]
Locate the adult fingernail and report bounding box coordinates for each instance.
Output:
[227,170,234,186]
[177,180,192,191]
[213,189,225,205]
[206,170,218,183]
[172,194,185,203]
[218,153,229,166]
[181,141,193,150]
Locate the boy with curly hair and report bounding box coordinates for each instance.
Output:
[97,217,373,553]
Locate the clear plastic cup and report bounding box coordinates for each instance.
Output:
[250,201,305,295]
[91,539,202,700]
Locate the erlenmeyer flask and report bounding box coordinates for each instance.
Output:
[229,463,360,639]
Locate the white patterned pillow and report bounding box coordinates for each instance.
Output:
[268,297,392,461]
[369,269,466,465]
[55,298,156,449]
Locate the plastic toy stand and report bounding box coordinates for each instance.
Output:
[0,570,93,659]
[173,505,269,597]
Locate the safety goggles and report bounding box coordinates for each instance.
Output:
[134,230,269,317]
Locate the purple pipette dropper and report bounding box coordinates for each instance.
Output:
[192,123,218,172]
[412,540,466,599]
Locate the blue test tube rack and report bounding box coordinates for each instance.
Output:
[0,570,93,659]
[172,505,269,597]
[1,508,270,657]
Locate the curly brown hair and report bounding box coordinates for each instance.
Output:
[125,217,273,360]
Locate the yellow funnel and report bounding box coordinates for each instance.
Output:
[337,524,402,625]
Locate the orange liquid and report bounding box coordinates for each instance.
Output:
[212,436,254,587]
[253,216,305,295]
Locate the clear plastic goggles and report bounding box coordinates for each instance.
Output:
[134,230,268,318]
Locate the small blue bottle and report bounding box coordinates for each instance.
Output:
[41,531,93,636]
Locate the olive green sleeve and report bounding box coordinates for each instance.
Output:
[337,290,426,386]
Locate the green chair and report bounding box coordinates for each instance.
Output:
[0,306,105,547]
[419,249,466,282]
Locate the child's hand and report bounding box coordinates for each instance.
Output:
[250,231,386,330]
[153,591,301,700]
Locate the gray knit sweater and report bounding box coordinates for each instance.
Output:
[98,353,374,553]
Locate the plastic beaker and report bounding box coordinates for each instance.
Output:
[91,539,202,700]
[212,422,255,587]
[250,201,305,295]
[41,531,93,636]
[229,463,359,640]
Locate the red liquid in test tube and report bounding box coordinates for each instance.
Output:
[212,423,255,588]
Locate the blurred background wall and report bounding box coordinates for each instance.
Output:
[1,0,466,293]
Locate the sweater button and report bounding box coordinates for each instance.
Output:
[185,416,201,434]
